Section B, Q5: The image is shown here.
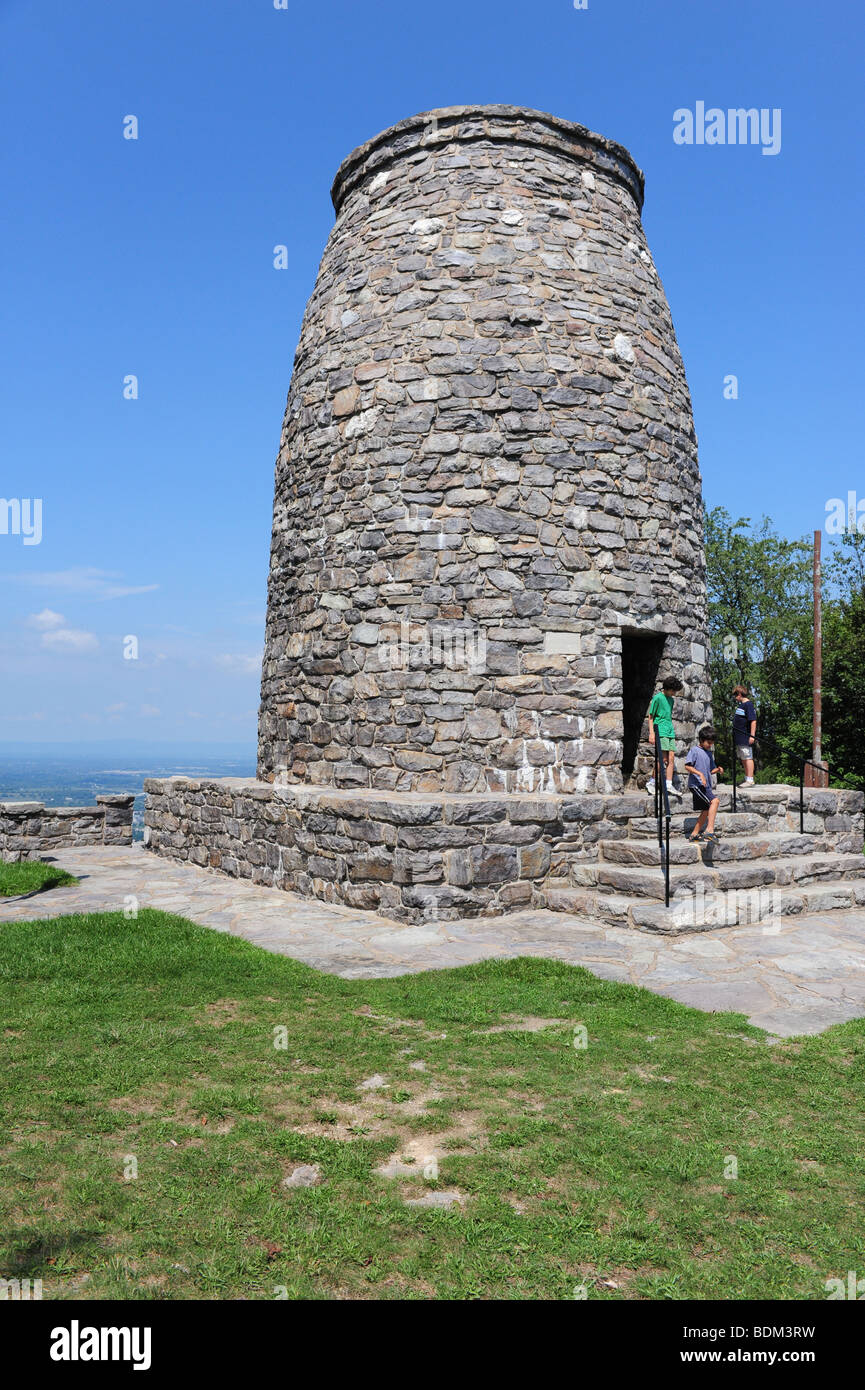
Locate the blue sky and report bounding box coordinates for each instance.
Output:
[1,0,862,746]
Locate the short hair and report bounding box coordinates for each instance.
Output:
[732,685,749,698]
[698,725,716,741]
[661,677,683,693]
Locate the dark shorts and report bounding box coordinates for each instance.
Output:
[691,785,718,811]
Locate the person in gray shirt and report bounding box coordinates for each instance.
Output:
[684,726,725,844]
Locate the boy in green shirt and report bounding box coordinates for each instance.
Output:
[646,677,683,798]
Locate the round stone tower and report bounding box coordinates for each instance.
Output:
[258,105,711,796]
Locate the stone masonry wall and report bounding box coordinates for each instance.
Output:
[258,106,711,797]
[144,777,861,925]
[0,795,135,862]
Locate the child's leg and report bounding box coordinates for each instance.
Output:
[744,756,754,779]
[706,798,719,831]
[692,809,708,836]
[665,750,675,783]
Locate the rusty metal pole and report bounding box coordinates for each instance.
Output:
[814,530,822,768]
[810,530,827,787]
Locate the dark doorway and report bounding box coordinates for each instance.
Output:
[621,631,666,782]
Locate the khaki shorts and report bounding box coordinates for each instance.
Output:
[736,743,754,763]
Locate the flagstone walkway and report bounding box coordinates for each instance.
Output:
[3,845,865,1038]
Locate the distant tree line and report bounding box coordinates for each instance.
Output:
[705,507,865,789]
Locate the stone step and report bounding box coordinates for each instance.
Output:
[546,876,865,935]
[627,811,778,838]
[600,832,827,867]
[596,853,865,902]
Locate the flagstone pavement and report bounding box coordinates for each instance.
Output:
[3,846,865,1038]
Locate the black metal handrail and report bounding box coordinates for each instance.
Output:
[652,735,671,907]
[731,739,738,814]
[799,756,829,834]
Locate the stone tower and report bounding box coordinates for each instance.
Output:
[258,105,711,798]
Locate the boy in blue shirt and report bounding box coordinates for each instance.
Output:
[684,726,725,844]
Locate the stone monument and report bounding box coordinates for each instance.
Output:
[258,105,710,797]
[147,106,740,925]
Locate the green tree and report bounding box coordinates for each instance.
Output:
[823,530,865,788]
[704,507,812,779]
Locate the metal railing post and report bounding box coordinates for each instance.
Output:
[651,726,671,905]
[665,813,670,907]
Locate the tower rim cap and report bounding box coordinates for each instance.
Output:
[330,104,645,213]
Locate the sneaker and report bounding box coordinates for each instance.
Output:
[668,783,682,798]
[645,778,655,794]
[743,778,755,786]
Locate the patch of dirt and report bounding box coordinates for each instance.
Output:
[201,999,249,1028]
[108,1095,162,1117]
[374,1133,473,1179]
[632,1065,674,1084]
[396,1086,447,1117]
[108,1084,237,1132]
[503,1194,529,1215]
[570,1262,667,1298]
[402,1187,467,1210]
[286,1090,486,1153]
[504,1093,549,1112]
[353,1006,425,1031]
[475,1015,567,1035]
[289,1106,393,1142]
[599,1201,624,1234]
[501,1172,588,1215]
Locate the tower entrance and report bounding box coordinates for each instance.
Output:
[621,631,667,783]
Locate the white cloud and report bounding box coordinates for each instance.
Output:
[27,608,65,630]
[3,567,158,600]
[215,653,262,676]
[105,702,127,714]
[140,704,161,718]
[41,627,99,653]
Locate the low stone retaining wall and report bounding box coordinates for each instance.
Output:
[143,777,863,924]
[0,795,135,862]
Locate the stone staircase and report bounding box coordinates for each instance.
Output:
[545,788,865,934]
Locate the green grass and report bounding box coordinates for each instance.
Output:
[0,860,77,898]
[1,909,863,1301]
